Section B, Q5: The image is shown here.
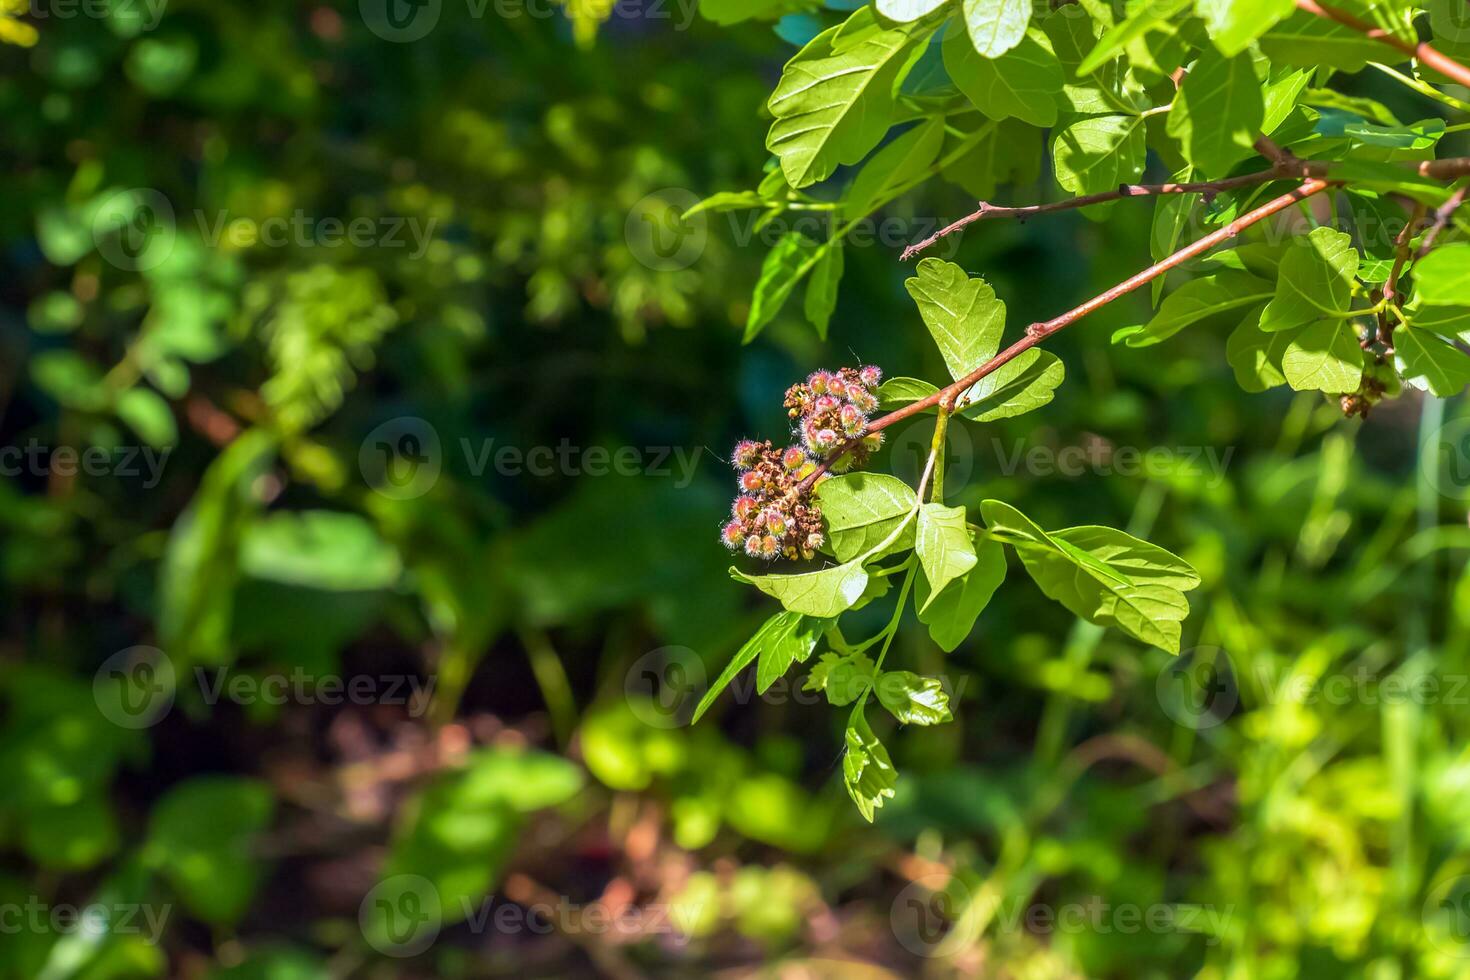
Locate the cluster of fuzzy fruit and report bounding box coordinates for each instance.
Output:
[784,366,884,467]
[720,366,885,562]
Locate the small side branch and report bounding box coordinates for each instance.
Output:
[1416,183,1469,259]
[1295,0,1470,90]
[802,178,1335,488]
[902,156,1470,261]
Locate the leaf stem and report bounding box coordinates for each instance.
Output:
[929,404,951,504]
[857,562,917,707]
[1369,62,1470,114]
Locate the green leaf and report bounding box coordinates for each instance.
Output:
[1405,302,1470,343]
[240,511,402,591]
[765,15,929,188]
[699,0,788,22]
[732,560,870,618]
[1166,47,1263,178]
[941,117,1043,197]
[746,232,820,341]
[1127,271,1274,347]
[755,613,825,694]
[804,240,844,340]
[1282,319,1364,393]
[1052,114,1147,196]
[684,190,765,217]
[916,534,1007,651]
[805,650,876,705]
[816,472,919,561]
[1394,325,1470,397]
[115,386,178,449]
[877,376,941,407]
[903,257,1006,380]
[1262,68,1311,134]
[1226,306,1291,392]
[845,118,944,218]
[694,611,807,722]
[876,0,951,21]
[377,749,580,933]
[916,502,977,609]
[943,24,1061,127]
[958,348,1064,420]
[981,500,1201,653]
[1414,245,1470,306]
[1150,180,1200,303]
[960,0,1030,58]
[1260,2,1405,71]
[1080,0,1190,74]
[843,706,897,821]
[23,796,119,870]
[1196,0,1296,56]
[876,670,953,725]
[146,777,275,925]
[1259,226,1360,332]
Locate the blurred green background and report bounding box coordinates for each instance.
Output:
[4,0,1470,977]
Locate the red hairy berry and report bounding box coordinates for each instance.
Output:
[721,521,745,550]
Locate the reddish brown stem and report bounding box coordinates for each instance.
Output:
[802,179,1336,489]
[899,170,1290,260]
[1416,183,1469,259]
[1380,202,1427,346]
[1295,0,1470,90]
[903,157,1470,261]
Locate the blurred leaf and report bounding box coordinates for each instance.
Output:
[240,511,401,591]
[146,777,275,925]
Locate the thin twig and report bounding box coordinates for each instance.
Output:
[1381,202,1426,346]
[1416,183,1469,258]
[803,179,1336,489]
[1383,202,1426,306]
[902,156,1470,260]
[1295,0,1470,90]
[899,170,1289,260]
